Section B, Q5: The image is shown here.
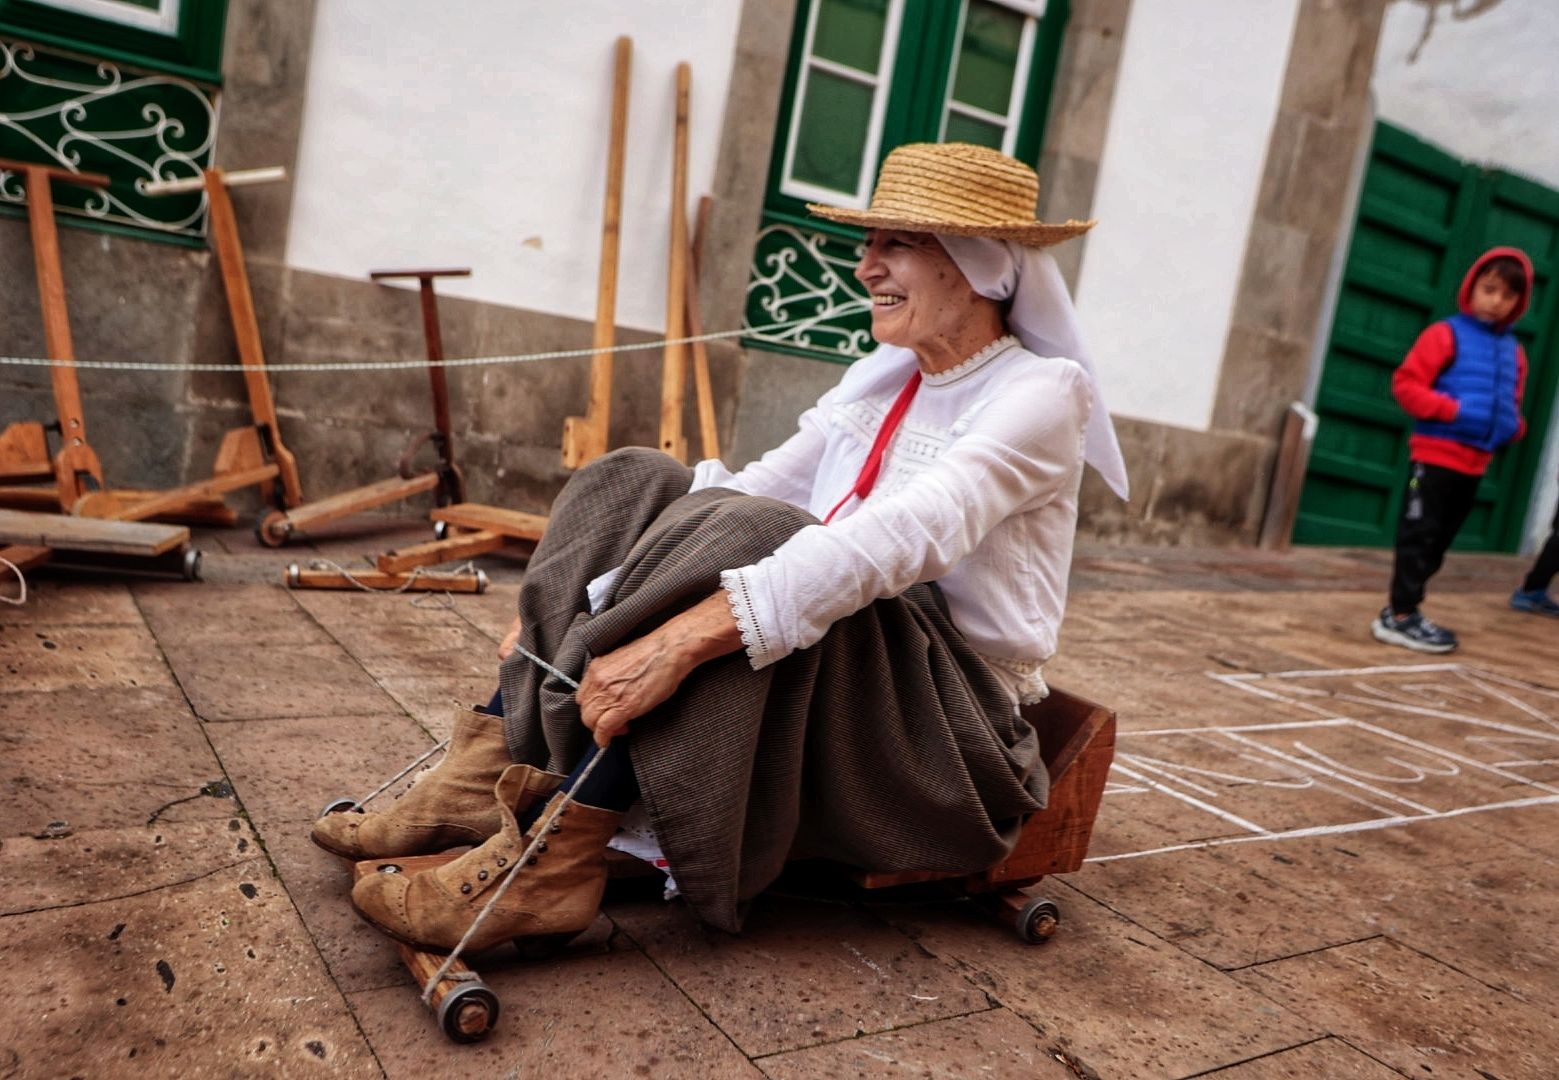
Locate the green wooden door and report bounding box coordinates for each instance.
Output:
[1295,122,1559,551]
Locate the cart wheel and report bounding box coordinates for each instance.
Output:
[437,981,500,1043]
[318,797,362,818]
[256,509,291,548]
[433,520,450,541]
[1014,897,1060,944]
[182,549,204,581]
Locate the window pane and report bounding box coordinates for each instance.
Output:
[813,0,889,74]
[792,68,874,194]
[945,110,1004,149]
[951,0,1024,115]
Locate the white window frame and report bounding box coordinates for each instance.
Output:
[938,0,1039,156]
[778,0,906,209]
[32,0,180,36]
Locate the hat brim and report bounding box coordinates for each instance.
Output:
[807,204,1096,248]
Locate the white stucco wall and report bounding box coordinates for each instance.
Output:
[285,1,743,333]
[1374,0,1559,552]
[1071,0,1301,433]
[1374,0,1559,190]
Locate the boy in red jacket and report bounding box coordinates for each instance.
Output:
[1372,246,1532,653]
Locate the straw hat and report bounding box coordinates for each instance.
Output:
[808,142,1095,248]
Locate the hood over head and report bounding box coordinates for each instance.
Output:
[1458,245,1534,329]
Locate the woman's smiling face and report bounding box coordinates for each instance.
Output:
[853,229,983,354]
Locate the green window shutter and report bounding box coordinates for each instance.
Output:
[746,0,1070,363]
[0,0,227,246]
[778,0,903,209]
[941,0,1032,153]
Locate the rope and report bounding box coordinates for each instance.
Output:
[420,642,601,1002]
[0,305,869,374]
[0,556,26,606]
[305,558,479,594]
[348,738,451,813]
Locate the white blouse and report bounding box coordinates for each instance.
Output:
[692,336,1089,706]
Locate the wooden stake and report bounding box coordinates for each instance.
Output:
[203,168,303,508]
[658,63,692,463]
[0,158,111,508]
[687,194,720,461]
[562,36,633,469]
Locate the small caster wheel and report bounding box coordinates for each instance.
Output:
[433,520,450,541]
[318,797,362,818]
[437,982,499,1043]
[256,509,291,548]
[1015,897,1060,944]
[182,549,204,581]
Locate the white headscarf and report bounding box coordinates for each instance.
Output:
[938,235,1129,500]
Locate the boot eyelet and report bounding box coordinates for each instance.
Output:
[477,869,488,882]
[549,823,562,834]
[536,841,548,853]
[460,883,472,894]
[496,857,507,868]
[527,855,539,865]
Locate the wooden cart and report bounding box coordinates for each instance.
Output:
[333,685,1115,1043]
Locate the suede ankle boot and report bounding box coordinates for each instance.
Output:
[311,707,546,860]
[351,767,623,952]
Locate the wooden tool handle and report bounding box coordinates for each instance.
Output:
[658,62,692,463]
[687,194,719,460]
[563,35,633,469]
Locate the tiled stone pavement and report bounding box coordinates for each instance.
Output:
[2,520,1556,1077]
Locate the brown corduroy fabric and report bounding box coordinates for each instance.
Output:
[498,447,1047,933]
[807,141,1095,247]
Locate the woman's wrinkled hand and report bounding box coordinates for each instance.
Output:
[576,630,690,747]
[497,615,523,661]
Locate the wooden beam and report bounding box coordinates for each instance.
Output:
[376,530,508,574]
[657,62,691,463]
[0,508,190,556]
[265,472,442,544]
[1,544,51,573]
[285,566,489,594]
[429,503,548,543]
[562,35,632,470]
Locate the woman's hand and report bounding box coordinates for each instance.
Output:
[497,615,522,661]
[577,629,694,747]
[576,591,744,747]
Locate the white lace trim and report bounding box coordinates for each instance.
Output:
[921,335,1020,386]
[979,652,1049,705]
[720,568,774,670]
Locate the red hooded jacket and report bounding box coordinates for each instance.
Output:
[1392,246,1531,475]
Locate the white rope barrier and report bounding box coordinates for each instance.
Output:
[0,305,869,374]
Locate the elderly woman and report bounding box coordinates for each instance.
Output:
[320,143,1127,951]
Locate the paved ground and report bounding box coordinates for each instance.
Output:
[2,520,1556,1078]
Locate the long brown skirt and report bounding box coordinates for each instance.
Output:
[497,448,1046,932]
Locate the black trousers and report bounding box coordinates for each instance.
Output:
[1521,493,1559,594]
[1389,461,1482,615]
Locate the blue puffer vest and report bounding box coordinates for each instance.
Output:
[1414,312,1522,452]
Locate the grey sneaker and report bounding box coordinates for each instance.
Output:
[1510,589,1559,618]
[1371,607,1458,653]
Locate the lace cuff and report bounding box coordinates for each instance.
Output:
[979,652,1050,705]
[719,568,779,670]
[689,458,738,493]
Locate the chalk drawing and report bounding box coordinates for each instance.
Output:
[1087,663,1559,864]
